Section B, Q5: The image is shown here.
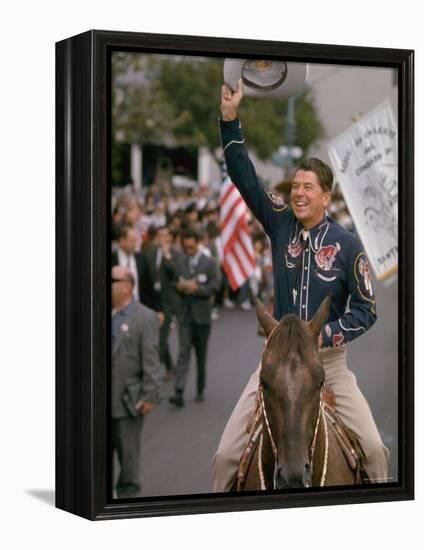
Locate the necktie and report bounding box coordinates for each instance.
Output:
[292,232,307,306]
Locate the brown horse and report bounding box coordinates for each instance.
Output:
[234,297,366,491]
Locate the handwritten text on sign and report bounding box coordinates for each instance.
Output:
[328,101,397,280]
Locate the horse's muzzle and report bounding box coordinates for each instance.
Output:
[274,463,312,489]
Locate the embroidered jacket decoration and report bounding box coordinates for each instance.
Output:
[219,118,377,349]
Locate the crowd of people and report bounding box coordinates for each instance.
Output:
[111,180,278,314]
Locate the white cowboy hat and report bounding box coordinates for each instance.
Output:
[223,58,309,98]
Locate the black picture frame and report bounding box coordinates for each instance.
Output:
[55,29,414,521]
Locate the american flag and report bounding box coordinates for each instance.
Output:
[218,160,256,291]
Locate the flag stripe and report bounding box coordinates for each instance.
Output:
[219,175,255,291]
[237,229,257,269]
[230,243,249,280]
[233,238,254,275]
[221,195,244,231]
[220,179,234,205]
[224,253,245,288]
[221,215,245,254]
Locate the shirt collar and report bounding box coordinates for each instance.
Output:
[189,249,203,266]
[118,246,130,256]
[291,214,329,249]
[306,215,329,241]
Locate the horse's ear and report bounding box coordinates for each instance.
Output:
[256,298,278,338]
[308,295,331,337]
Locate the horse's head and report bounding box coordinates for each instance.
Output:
[256,297,331,489]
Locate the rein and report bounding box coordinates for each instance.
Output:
[258,384,329,489]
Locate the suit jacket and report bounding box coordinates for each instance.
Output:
[111,302,161,418]
[176,252,219,325]
[111,250,146,303]
[141,245,182,315]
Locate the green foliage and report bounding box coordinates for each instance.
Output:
[112,53,176,146]
[158,57,224,150]
[112,53,323,165]
[294,90,323,157]
[239,90,323,160]
[111,141,122,185]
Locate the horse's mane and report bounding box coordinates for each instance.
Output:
[267,314,313,358]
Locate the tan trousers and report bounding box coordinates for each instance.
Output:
[212,346,389,491]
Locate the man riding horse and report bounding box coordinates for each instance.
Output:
[212,78,389,491]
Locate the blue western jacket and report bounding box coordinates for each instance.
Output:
[219,118,377,349]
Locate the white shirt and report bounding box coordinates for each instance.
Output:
[117,248,140,300]
[188,249,203,275]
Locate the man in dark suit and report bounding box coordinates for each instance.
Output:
[141,226,182,377]
[111,265,161,498]
[111,225,145,302]
[169,228,219,407]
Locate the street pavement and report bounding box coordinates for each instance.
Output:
[135,278,398,497]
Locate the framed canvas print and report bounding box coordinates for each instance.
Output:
[55,30,414,520]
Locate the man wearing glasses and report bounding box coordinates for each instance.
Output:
[111,265,162,498]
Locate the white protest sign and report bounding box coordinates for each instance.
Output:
[327,100,398,281]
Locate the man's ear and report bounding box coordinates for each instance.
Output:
[323,190,332,208]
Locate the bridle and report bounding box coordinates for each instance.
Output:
[257,383,329,489]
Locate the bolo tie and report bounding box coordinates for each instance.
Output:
[291,231,308,308]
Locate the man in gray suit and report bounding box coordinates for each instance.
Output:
[169,228,219,407]
[111,265,161,498]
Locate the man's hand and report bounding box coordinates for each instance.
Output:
[221,78,244,121]
[177,277,190,292]
[135,400,156,415]
[177,277,198,294]
[185,279,198,293]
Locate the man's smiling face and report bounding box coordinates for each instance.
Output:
[290,170,331,229]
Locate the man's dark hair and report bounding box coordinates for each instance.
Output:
[147,225,158,239]
[118,225,133,240]
[294,158,333,192]
[181,227,200,242]
[206,220,220,240]
[170,228,180,241]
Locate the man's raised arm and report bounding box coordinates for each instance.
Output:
[219,79,288,235]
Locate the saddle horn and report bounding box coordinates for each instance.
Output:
[256,298,278,338]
